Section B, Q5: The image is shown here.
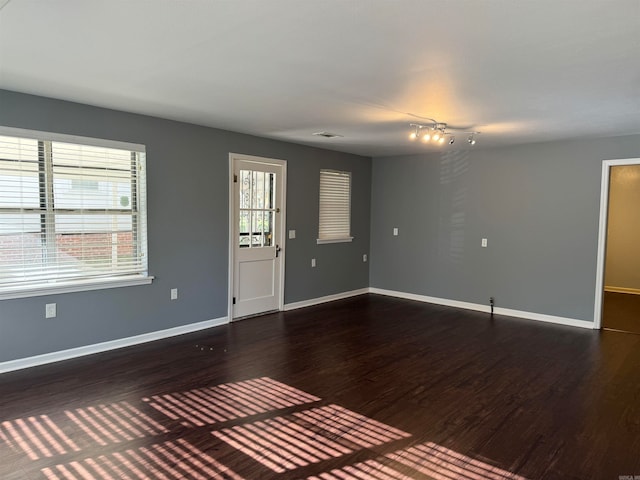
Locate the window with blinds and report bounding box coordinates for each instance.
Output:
[317,169,353,244]
[0,129,149,298]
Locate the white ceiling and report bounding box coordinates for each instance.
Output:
[1,0,639,157]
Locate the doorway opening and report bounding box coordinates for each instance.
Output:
[594,158,640,333]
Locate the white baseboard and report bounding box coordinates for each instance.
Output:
[0,316,229,374]
[0,286,596,374]
[284,288,369,311]
[604,286,640,295]
[369,288,595,330]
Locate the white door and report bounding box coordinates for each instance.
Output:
[231,155,285,319]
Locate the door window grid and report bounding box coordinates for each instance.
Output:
[238,170,275,248]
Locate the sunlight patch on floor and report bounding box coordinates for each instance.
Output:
[1,414,80,460]
[40,439,243,480]
[145,376,320,427]
[213,404,410,473]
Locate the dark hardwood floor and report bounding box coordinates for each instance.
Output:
[2,294,640,479]
[603,291,640,334]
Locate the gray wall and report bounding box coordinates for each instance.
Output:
[370,135,640,322]
[605,165,640,290]
[0,89,371,362]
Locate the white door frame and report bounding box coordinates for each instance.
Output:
[228,153,287,320]
[593,157,640,329]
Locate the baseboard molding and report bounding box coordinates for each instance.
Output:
[284,288,369,311]
[0,316,229,374]
[369,288,595,330]
[1,286,596,374]
[604,286,640,295]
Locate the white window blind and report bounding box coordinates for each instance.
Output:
[0,129,149,297]
[318,169,353,244]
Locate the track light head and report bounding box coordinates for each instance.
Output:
[468,134,476,145]
[422,131,431,142]
[439,136,445,144]
[432,131,440,141]
[409,125,419,140]
[449,136,455,145]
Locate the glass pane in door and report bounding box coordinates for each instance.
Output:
[239,170,276,248]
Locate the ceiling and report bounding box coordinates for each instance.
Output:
[1,0,639,157]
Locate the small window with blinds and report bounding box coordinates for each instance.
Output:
[0,128,150,299]
[317,169,353,244]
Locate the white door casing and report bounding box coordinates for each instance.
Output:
[593,157,640,329]
[229,154,286,319]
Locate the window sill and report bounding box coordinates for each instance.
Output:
[317,237,354,244]
[0,275,154,300]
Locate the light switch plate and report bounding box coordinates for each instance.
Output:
[311,258,316,267]
[481,238,488,248]
[289,230,296,239]
[45,303,56,318]
[171,288,178,300]
[393,228,399,236]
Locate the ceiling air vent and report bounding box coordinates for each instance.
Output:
[312,132,343,138]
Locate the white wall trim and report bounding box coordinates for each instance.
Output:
[1,283,601,374]
[369,288,595,330]
[594,157,640,329]
[604,286,640,295]
[0,275,154,300]
[316,237,354,244]
[0,316,229,374]
[284,288,369,311]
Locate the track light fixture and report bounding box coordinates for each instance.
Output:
[408,122,480,146]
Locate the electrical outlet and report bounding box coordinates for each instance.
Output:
[171,288,178,300]
[363,254,368,262]
[393,227,399,236]
[45,303,56,318]
[311,258,316,268]
[481,238,488,247]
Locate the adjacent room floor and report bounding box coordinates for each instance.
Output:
[602,290,640,334]
[1,294,639,479]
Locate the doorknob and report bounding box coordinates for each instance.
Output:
[275,245,282,257]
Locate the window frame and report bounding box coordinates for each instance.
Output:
[0,126,152,300]
[317,169,354,244]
